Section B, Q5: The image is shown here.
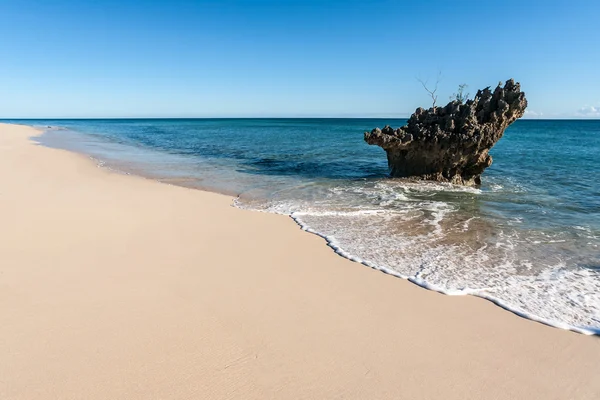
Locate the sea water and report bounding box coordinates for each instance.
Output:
[8,118,599,334]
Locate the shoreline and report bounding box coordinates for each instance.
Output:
[36,122,600,336]
[1,122,599,399]
[288,212,600,336]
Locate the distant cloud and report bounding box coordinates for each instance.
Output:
[576,105,600,118]
[524,110,544,118]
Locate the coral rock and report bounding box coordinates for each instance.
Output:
[364,79,527,185]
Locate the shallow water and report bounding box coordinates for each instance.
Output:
[8,118,600,334]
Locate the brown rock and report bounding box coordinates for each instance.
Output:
[364,79,527,185]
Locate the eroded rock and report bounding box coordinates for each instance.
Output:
[364,79,527,185]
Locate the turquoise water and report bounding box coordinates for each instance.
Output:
[8,118,600,334]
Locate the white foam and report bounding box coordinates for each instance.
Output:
[235,194,600,336]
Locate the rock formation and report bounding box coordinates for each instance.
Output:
[364,79,527,185]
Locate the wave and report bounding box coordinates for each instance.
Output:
[235,181,600,335]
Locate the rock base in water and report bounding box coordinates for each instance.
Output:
[364,79,527,185]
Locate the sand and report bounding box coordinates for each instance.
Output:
[1,122,599,400]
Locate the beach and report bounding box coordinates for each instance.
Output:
[1,122,599,399]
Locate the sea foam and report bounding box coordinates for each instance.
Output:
[235,179,600,335]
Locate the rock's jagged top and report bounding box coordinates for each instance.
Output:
[365,79,527,185]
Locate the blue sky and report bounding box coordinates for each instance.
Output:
[0,0,598,118]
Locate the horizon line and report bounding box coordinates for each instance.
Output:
[1,116,599,121]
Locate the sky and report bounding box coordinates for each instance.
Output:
[0,0,599,118]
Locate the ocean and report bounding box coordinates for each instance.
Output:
[8,118,600,334]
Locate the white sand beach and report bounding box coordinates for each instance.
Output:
[1,122,599,400]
